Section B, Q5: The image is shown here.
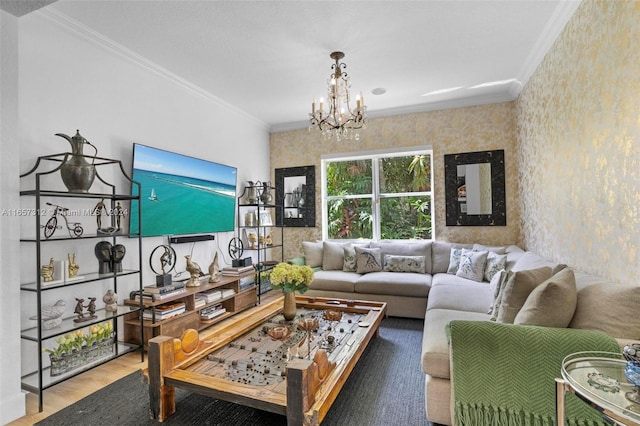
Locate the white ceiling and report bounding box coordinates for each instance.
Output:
[22,1,581,132]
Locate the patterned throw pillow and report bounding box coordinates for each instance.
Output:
[446,248,463,274]
[455,249,489,282]
[488,269,509,320]
[343,245,358,272]
[383,255,426,273]
[484,251,507,282]
[355,246,382,274]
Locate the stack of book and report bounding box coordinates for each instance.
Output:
[221,288,236,298]
[143,301,186,321]
[196,289,223,304]
[200,303,226,320]
[129,282,187,302]
[221,265,254,276]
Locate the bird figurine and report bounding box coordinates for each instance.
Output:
[185,255,203,287]
[103,289,118,313]
[208,252,221,283]
[30,299,66,330]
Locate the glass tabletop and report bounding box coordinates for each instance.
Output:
[562,352,640,424]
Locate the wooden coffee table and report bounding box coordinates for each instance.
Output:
[146,295,387,425]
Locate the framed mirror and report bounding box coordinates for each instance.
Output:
[444,149,506,226]
[275,166,315,227]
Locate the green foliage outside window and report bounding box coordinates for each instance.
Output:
[325,153,433,240]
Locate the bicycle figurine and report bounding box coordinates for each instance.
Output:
[42,202,84,239]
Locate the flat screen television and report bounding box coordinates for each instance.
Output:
[129,143,237,237]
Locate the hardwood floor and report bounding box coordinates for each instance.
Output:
[9,291,279,426]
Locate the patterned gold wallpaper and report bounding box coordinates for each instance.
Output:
[270,102,520,260]
[516,0,640,285]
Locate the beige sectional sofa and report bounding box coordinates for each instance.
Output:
[293,240,640,425]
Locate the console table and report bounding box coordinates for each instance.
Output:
[557,352,640,425]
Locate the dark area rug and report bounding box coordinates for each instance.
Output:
[37,317,438,426]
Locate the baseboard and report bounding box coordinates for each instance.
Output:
[0,391,25,424]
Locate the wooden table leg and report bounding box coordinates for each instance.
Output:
[148,335,177,422]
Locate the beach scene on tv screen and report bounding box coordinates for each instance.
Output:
[130,145,237,236]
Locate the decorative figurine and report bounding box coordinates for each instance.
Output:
[41,257,55,282]
[208,252,221,283]
[249,232,258,249]
[150,244,176,286]
[73,297,97,323]
[86,297,97,317]
[74,298,85,318]
[68,253,79,278]
[95,241,113,274]
[103,289,118,313]
[113,202,124,230]
[112,244,126,273]
[92,198,109,230]
[30,299,65,330]
[185,255,203,287]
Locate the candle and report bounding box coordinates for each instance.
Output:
[312,98,316,114]
[319,97,324,113]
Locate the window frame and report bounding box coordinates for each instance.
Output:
[321,146,434,241]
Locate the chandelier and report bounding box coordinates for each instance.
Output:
[309,51,367,141]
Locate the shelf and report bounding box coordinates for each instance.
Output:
[20,232,140,243]
[21,306,139,341]
[21,341,139,393]
[20,269,140,291]
[242,244,283,251]
[19,189,138,200]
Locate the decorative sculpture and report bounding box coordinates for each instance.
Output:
[103,289,118,313]
[92,198,109,230]
[112,244,126,273]
[68,253,79,278]
[30,299,66,330]
[150,244,176,286]
[185,255,203,287]
[73,297,98,323]
[95,241,113,274]
[113,201,124,230]
[41,257,55,282]
[208,252,221,283]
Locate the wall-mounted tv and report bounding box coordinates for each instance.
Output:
[129,143,237,237]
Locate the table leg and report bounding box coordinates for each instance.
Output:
[148,335,177,421]
[556,378,567,426]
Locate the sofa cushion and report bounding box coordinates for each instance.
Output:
[505,245,525,270]
[322,241,349,270]
[446,248,463,274]
[371,241,431,273]
[431,242,473,274]
[511,251,566,274]
[514,268,577,328]
[421,308,489,379]
[496,266,553,323]
[383,254,426,273]
[342,243,369,272]
[355,246,383,274]
[455,249,488,282]
[302,241,323,268]
[308,270,360,293]
[355,271,431,297]
[427,273,493,313]
[484,251,507,282]
[570,274,640,339]
[472,243,506,255]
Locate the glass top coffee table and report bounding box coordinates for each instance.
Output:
[557,351,640,425]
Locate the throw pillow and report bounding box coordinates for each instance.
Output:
[455,249,488,282]
[496,266,553,323]
[484,251,507,282]
[302,241,323,268]
[355,246,382,274]
[488,269,509,319]
[446,248,463,274]
[322,241,346,270]
[383,255,426,273]
[514,268,577,327]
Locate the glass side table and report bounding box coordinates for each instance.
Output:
[557,351,640,426]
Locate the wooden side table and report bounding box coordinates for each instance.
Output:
[557,351,640,425]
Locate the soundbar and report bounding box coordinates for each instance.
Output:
[169,234,215,244]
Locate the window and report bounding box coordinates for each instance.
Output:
[322,148,433,240]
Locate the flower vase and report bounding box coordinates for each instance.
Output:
[282,292,297,321]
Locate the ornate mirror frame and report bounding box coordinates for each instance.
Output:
[275,166,316,227]
[444,149,506,226]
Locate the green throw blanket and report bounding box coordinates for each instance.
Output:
[448,320,620,426]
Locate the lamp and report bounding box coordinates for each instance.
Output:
[309,51,367,141]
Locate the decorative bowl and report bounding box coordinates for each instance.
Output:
[625,361,640,404]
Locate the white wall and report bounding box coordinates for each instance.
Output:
[2,10,270,423]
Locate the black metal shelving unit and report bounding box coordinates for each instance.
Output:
[19,153,144,412]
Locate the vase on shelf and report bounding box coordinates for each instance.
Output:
[282,292,297,321]
[54,130,97,193]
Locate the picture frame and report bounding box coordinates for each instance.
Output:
[444,149,506,226]
[258,210,273,226]
[275,166,315,227]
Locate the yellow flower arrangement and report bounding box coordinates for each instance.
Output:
[269,262,314,294]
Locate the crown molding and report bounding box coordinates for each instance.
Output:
[37,8,270,131]
[513,0,582,98]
